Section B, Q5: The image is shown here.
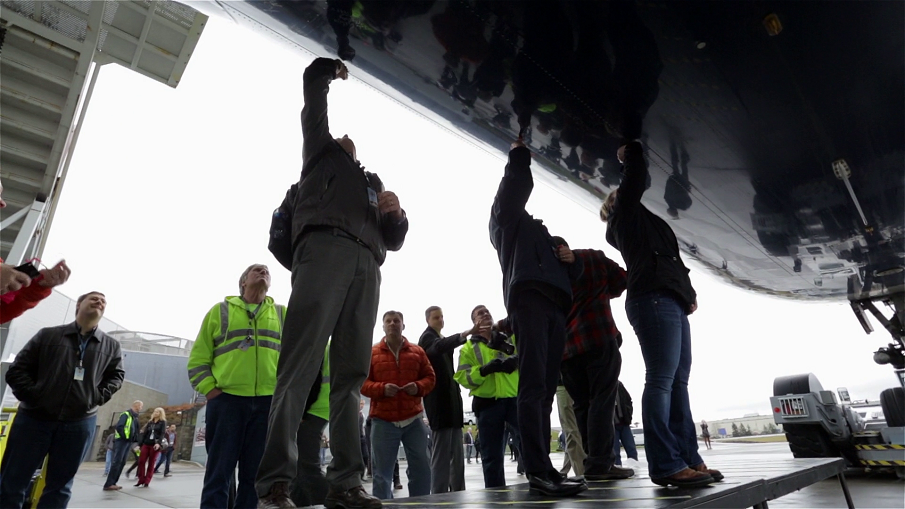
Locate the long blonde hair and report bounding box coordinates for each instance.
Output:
[151,407,166,422]
[599,191,618,222]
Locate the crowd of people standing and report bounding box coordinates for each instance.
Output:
[0,55,716,509]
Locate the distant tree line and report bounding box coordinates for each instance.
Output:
[729,423,779,437]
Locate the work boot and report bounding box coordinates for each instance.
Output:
[257,482,295,509]
[692,463,724,481]
[324,485,382,509]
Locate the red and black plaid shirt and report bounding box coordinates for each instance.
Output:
[563,249,627,360]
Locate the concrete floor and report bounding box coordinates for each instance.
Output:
[65,442,903,508]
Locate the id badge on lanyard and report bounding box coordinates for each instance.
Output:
[75,337,88,381]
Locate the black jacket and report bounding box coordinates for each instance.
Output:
[141,419,167,448]
[418,326,465,430]
[614,382,633,426]
[606,141,696,311]
[7,322,124,421]
[291,57,408,265]
[490,146,573,310]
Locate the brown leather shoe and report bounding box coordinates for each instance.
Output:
[651,468,713,488]
[692,463,724,481]
[324,485,382,509]
[103,485,122,491]
[257,482,295,509]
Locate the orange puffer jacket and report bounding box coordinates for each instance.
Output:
[361,337,436,423]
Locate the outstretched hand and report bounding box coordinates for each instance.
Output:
[38,260,71,288]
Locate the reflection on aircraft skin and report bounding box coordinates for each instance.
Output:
[196,0,904,304]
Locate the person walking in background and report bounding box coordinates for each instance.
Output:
[134,407,167,487]
[613,382,639,466]
[320,434,330,467]
[105,400,142,491]
[2,291,124,508]
[125,444,141,480]
[464,429,474,464]
[701,421,712,450]
[360,401,370,481]
[365,416,374,479]
[154,425,177,477]
[104,429,116,476]
[601,141,721,488]
[188,264,286,509]
[361,311,436,500]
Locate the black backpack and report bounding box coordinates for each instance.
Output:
[268,142,343,271]
[268,184,297,271]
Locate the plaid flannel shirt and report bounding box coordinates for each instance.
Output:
[563,249,627,360]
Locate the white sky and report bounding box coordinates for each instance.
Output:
[41,18,896,424]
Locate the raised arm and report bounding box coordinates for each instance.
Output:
[418,330,466,359]
[301,57,346,175]
[491,145,534,227]
[616,141,648,207]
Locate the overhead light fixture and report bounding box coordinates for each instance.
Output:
[763,13,783,36]
[696,41,707,49]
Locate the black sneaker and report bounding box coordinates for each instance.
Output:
[585,465,634,481]
[527,472,587,497]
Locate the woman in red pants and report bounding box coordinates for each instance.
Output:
[135,407,167,487]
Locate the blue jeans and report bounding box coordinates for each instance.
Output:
[613,425,638,465]
[155,448,174,474]
[104,449,113,475]
[626,292,703,478]
[475,397,518,488]
[104,439,133,488]
[0,412,96,509]
[201,393,272,509]
[370,417,430,500]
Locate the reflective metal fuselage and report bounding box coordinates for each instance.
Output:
[192,0,905,303]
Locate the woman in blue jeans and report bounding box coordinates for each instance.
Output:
[600,141,722,488]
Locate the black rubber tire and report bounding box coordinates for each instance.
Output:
[783,424,839,459]
[880,387,905,427]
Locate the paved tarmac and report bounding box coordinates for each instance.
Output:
[67,442,903,508]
